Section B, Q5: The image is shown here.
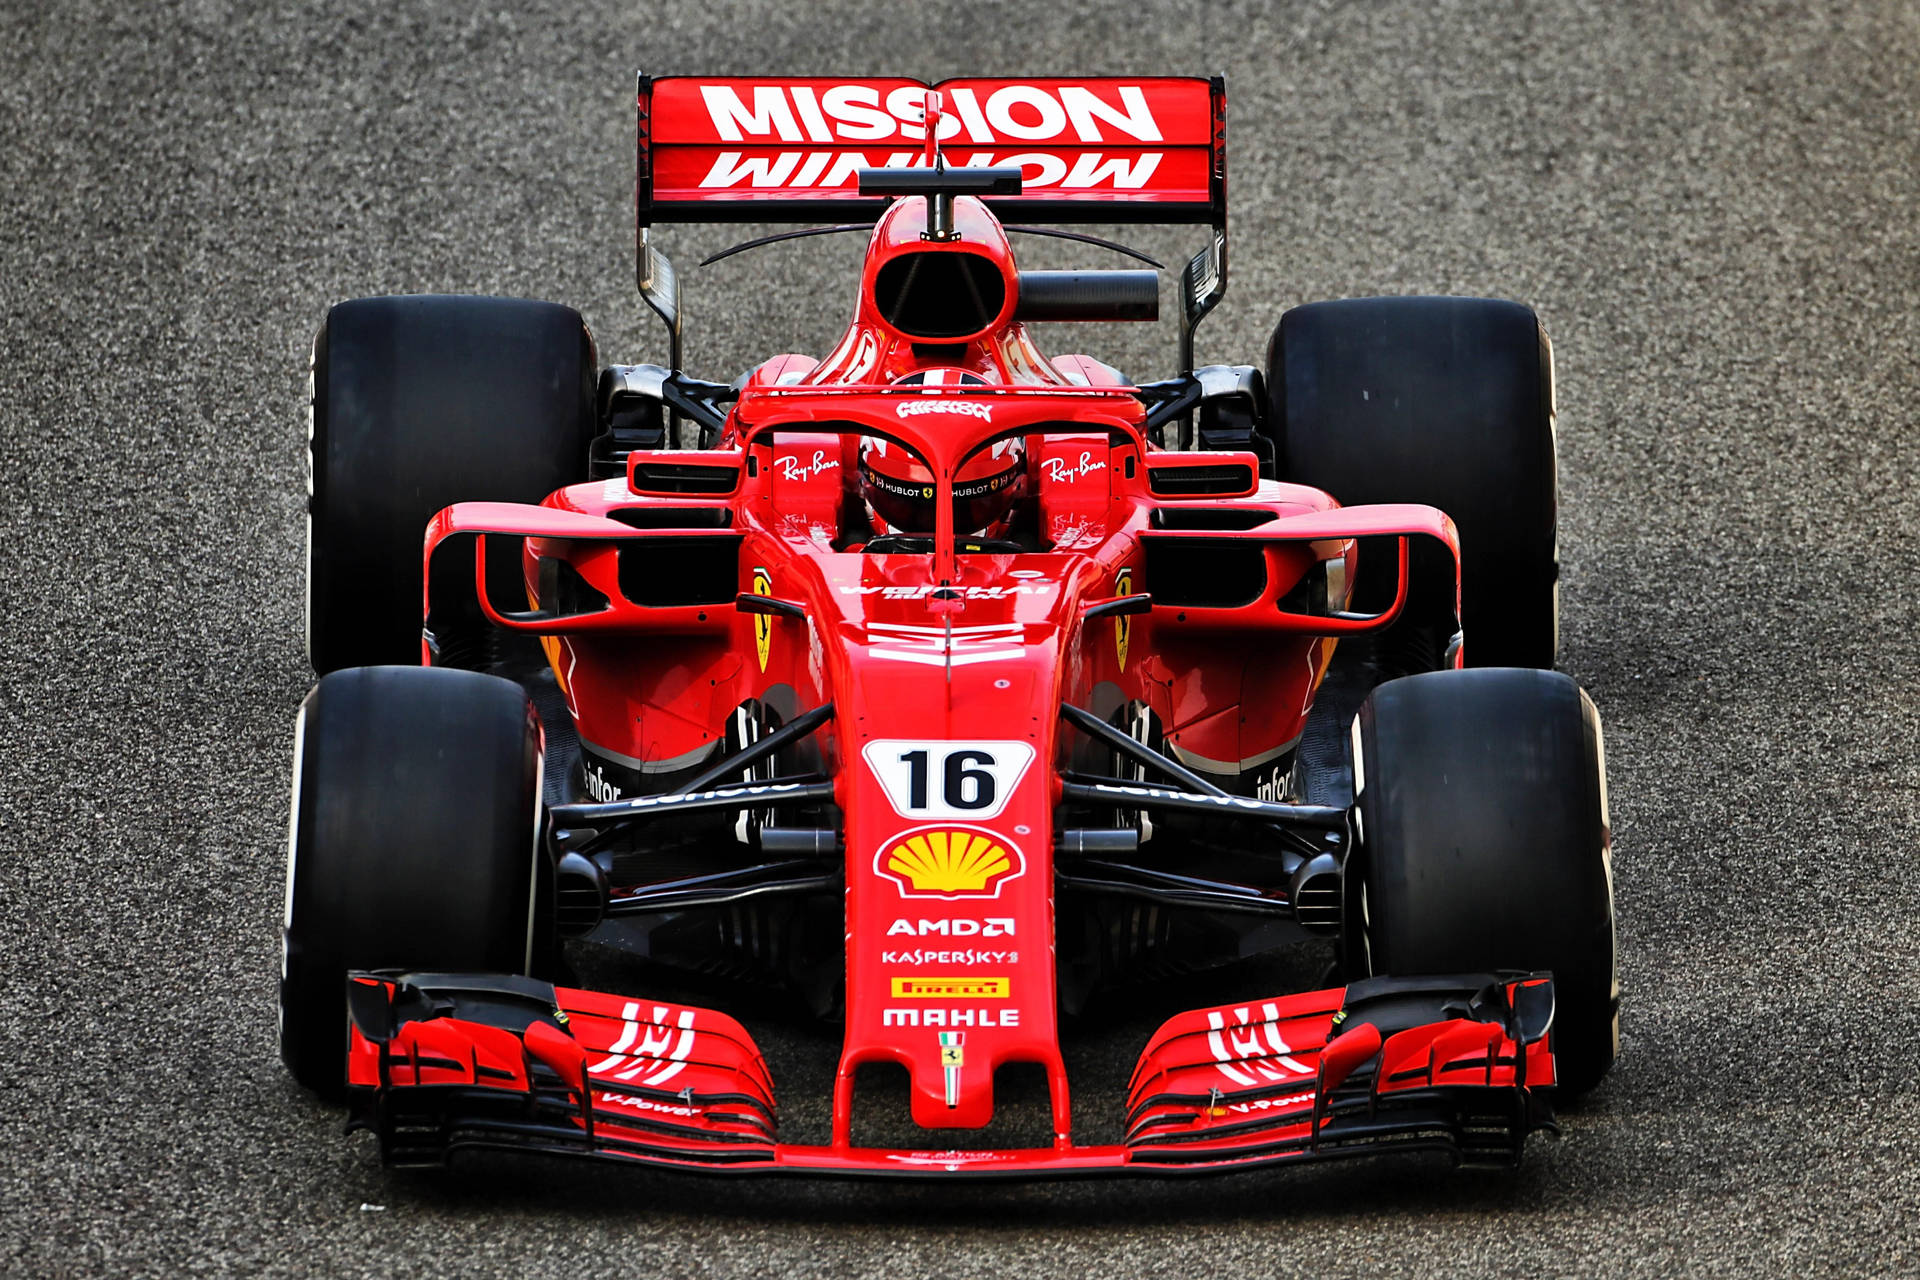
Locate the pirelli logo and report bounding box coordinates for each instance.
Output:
[889,976,1010,999]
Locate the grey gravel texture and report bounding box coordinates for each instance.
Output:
[2,0,1917,1276]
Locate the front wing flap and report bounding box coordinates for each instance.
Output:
[345,972,778,1168]
[343,970,1557,1176]
[1125,973,1558,1169]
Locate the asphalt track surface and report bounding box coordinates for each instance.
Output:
[3,0,1917,1275]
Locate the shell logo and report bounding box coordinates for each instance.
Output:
[875,825,1026,899]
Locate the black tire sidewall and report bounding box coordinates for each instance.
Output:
[1353,667,1617,1093]
[1269,296,1558,669]
[280,666,543,1097]
[308,295,596,673]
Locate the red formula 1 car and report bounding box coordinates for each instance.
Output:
[282,75,1617,1179]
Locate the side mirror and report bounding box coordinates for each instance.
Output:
[592,365,669,477]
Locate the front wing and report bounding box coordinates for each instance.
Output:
[344,971,1557,1177]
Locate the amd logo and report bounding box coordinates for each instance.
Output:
[887,917,1015,938]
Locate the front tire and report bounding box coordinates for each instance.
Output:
[1269,295,1559,669]
[1349,667,1617,1094]
[280,665,545,1098]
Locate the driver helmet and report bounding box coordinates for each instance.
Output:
[858,433,1026,538]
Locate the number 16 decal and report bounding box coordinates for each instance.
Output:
[862,740,1037,820]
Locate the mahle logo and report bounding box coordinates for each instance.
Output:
[876,825,1025,899]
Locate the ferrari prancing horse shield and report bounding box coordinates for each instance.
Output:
[752,567,773,670]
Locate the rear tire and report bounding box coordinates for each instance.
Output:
[1349,667,1617,1094]
[308,294,597,673]
[1268,295,1558,669]
[280,665,545,1099]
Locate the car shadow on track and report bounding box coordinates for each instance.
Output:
[384,1142,1570,1230]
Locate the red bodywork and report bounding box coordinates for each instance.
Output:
[637,75,1222,220]
[347,972,1553,1175]
[351,77,1556,1178]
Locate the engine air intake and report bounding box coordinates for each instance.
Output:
[874,251,1007,339]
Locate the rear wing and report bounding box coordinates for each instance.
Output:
[632,74,1228,380]
[637,75,1224,226]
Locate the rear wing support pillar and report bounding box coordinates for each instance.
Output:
[635,74,686,444]
[636,226,683,443]
[1175,76,1228,448]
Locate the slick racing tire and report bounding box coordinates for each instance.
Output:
[307,294,597,673]
[1348,667,1617,1095]
[1268,296,1558,669]
[280,665,545,1099]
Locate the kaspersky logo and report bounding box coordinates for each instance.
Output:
[875,825,1026,899]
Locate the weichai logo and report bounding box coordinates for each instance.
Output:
[876,825,1026,899]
